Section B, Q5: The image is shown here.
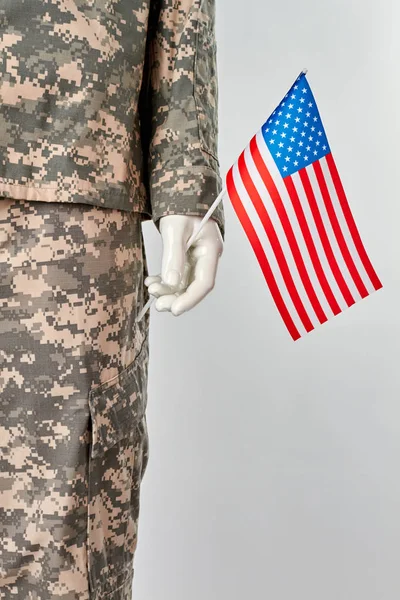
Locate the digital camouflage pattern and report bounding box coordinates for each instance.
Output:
[0,0,225,240]
[0,198,151,599]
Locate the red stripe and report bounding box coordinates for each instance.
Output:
[284,176,341,316]
[326,153,383,291]
[299,168,355,307]
[250,136,327,325]
[226,165,301,341]
[238,149,314,332]
[313,160,369,298]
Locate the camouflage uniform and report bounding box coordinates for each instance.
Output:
[0,198,151,599]
[0,0,225,241]
[0,1,225,598]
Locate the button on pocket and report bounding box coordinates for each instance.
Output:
[87,338,150,597]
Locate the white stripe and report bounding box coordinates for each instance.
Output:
[254,130,334,319]
[306,163,361,302]
[320,156,375,294]
[291,171,348,312]
[244,142,320,328]
[231,159,308,337]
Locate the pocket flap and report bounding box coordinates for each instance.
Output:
[88,351,147,459]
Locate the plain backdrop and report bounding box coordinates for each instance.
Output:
[135,1,400,599]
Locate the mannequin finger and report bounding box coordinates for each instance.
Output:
[149,255,193,296]
[154,293,178,312]
[148,281,175,297]
[148,266,190,296]
[144,274,161,286]
[170,280,211,315]
[170,250,220,316]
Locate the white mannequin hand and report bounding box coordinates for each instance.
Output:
[144,214,224,316]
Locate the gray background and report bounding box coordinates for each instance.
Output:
[136,1,399,598]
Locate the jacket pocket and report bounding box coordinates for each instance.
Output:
[86,338,150,597]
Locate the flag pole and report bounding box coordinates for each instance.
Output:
[135,186,227,322]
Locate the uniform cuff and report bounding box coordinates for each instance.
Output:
[150,165,226,242]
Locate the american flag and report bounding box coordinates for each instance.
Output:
[225,70,383,341]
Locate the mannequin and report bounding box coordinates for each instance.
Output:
[146,214,224,316]
[0,0,226,594]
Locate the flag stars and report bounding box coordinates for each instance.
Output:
[263,76,330,176]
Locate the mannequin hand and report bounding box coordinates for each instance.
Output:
[145,214,224,316]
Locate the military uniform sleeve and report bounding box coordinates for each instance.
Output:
[139,0,226,241]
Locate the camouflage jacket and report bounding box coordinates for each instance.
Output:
[0,0,225,240]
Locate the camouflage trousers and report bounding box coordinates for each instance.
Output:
[0,198,151,599]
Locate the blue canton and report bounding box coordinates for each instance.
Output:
[261,72,331,178]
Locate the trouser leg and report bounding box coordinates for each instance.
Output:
[0,199,151,599]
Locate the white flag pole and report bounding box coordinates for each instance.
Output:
[135,186,227,323]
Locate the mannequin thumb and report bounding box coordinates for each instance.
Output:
[164,269,180,287]
[160,224,186,287]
